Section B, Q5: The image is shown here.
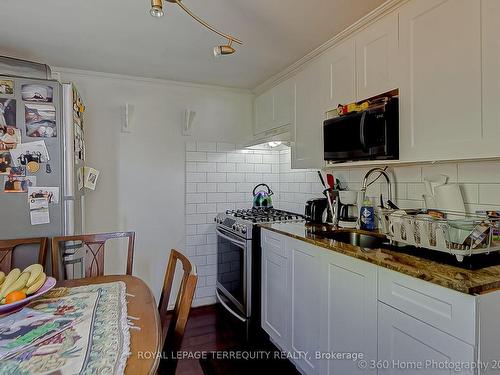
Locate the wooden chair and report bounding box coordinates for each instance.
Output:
[158,249,198,374]
[51,232,135,281]
[0,237,48,274]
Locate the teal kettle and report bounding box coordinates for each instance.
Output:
[252,184,273,208]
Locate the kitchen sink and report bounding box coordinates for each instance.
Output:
[315,229,387,249]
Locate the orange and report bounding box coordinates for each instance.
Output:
[5,290,27,304]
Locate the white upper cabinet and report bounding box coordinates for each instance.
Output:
[481,0,500,157]
[254,78,296,136]
[273,79,296,128]
[398,0,483,161]
[254,90,274,135]
[292,59,327,169]
[355,12,398,101]
[324,38,357,110]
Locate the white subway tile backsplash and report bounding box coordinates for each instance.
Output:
[186,193,206,204]
[186,162,197,172]
[206,152,227,162]
[226,173,245,182]
[186,172,206,183]
[227,153,246,163]
[197,142,217,152]
[237,164,254,173]
[422,164,457,182]
[459,161,500,183]
[216,203,235,212]
[186,214,207,225]
[197,204,217,214]
[255,164,272,173]
[392,166,422,183]
[407,183,425,201]
[245,173,263,183]
[460,184,479,204]
[197,182,217,193]
[207,173,227,183]
[217,183,236,192]
[197,162,217,173]
[246,154,263,164]
[479,184,500,205]
[263,154,279,163]
[186,152,207,162]
[206,192,227,202]
[217,163,236,172]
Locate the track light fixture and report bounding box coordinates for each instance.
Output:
[150,0,164,18]
[214,40,235,57]
[150,0,242,55]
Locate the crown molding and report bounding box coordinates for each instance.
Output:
[252,0,408,95]
[53,66,253,95]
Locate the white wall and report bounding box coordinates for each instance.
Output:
[55,68,253,301]
[184,142,280,305]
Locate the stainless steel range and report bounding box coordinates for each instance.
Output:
[214,208,303,338]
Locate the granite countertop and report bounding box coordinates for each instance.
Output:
[260,222,500,295]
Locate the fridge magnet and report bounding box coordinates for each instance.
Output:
[0,125,21,150]
[84,166,99,190]
[10,166,26,177]
[4,175,36,193]
[29,197,50,225]
[28,186,59,204]
[0,80,14,95]
[26,161,40,173]
[25,104,56,138]
[0,99,16,127]
[0,151,12,175]
[21,84,53,103]
[77,167,84,190]
[9,140,50,167]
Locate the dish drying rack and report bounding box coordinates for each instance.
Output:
[378,209,500,262]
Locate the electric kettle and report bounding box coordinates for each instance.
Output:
[252,184,273,208]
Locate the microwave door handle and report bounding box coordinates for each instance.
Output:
[359,111,368,153]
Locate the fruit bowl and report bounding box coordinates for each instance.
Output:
[0,277,56,316]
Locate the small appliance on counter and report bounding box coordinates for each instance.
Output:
[252,183,273,208]
[305,198,329,224]
[337,190,363,228]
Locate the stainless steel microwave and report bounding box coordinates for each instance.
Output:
[323,97,399,163]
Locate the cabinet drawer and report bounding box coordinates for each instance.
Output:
[261,229,287,258]
[378,268,476,345]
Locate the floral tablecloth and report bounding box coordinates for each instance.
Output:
[0,281,130,375]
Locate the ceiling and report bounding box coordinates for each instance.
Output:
[0,0,385,89]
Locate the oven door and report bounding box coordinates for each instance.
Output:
[216,226,251,320]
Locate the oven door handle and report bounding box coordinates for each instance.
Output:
[216,289,246,322]
[215,227,247,248]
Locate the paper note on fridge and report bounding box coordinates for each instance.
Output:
[84,166,99,190]
[9,140,50,167]
[28,186,59,204]
[29,197,50,225]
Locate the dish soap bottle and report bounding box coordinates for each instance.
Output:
[360,198,376,231]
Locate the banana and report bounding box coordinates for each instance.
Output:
[0,271,5,285]
[23,264,44,287]
[0,268,20,296]
[0,271,30,299]
[26,272,46,295]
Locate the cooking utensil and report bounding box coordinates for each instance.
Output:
[317,171,327,188]
[326,174,335,189]
[387,200,399,210]
[252,184,273,208]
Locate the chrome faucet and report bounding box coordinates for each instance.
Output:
[361,167,392,204]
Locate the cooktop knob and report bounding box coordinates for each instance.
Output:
[241,226,247,234]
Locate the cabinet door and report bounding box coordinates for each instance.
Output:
[261,230,290,350]
[254,90,274,135]
[481,0,500,156]
[273,78,296,128]
[324,38,357,109]
[399,0,482,161]
[289,239,323,375]
[378,303,475,375]
[321,252,377,375]
[355,12,398,100]
[292,59,325,169]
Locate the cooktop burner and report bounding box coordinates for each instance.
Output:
[225,208,303,223]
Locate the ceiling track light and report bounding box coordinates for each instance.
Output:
[150,0,242,55]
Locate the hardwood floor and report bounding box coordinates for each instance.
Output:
[175,304,247,375]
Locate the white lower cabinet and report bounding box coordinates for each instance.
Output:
[260,229,500,375]
[378,302,475,375]
[261,230,290,350]
[289,240,323,375]
[320,251,377,375]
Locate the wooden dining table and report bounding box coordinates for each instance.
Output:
[57,274,162,375]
